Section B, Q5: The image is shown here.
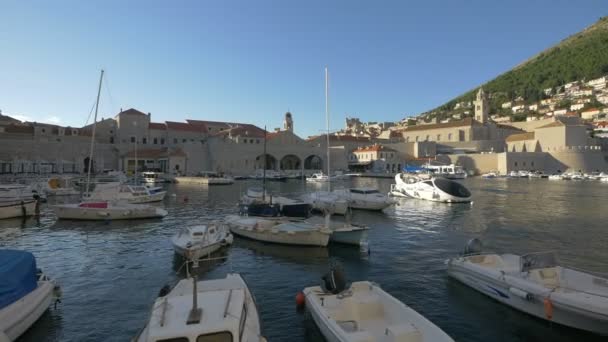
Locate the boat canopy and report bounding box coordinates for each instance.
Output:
[403,164,424,173]
[433,178,471,198]
[0,250,38,309]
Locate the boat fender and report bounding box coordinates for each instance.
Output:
[295,291,305,309]
[158,284,171,297]
[544,297,553,320]
[509,287,533,301]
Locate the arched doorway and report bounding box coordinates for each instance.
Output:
[280,155,301,170]
[83,157,95,173]
[304,155,323,170]
[255,154,277,170]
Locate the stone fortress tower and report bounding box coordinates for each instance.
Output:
[283,111,293,132]
[474,88,489,124]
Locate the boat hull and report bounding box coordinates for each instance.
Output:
[0,199,37,219]
[172,236,233,260]
[447,261,608,335]
[127,191,166,204]
[227,219,330,247]
[330,227,367,245]
[0,281,54,341]
[52,204,167,220]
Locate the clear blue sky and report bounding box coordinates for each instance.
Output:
[0,1,606,137]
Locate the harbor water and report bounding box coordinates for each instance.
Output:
[2,177,607,342]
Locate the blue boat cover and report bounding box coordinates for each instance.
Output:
[0,250,37,309]
[403,164,423,172]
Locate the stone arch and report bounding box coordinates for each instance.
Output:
[280,154,301,170]
[304,155,323,170]
[255,154,277,170]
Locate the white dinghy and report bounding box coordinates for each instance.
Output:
[333,188,394,211]
[226,215,331,247]
[0,250,61,341]
[447,239,608,335]
[171,224,234,260]
[134,274,265,342]
[303,267,454,342]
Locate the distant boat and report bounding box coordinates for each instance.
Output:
[175,172,234,185]
[302,191,349,215]
[141,171,171,184]
[134,274,265,342]
[303,267,454,342]
[0,250,61,341]
[447,239,608,335]
[171,224,233,260]
[481,171,498,178]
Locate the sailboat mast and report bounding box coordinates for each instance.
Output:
[262,126,267,202]
[325,67,330,192]
[85,69,104,197]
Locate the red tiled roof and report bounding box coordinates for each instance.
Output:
[353,145,397,153]
[506,132,535,142]
[536,121,564,129]
[3,124,34,134]
[165,121,205,132]
[148,122,166,130]
[213,124,266,138]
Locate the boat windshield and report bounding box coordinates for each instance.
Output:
[433,178,471,198]
[350,189,379,194]
[196,332,233,342]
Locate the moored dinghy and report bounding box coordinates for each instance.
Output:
[447,239,608,335]
[226,215,331,247]
[0,250,61,341]
[52,201,168,220]
[333,187,394,211]
[0,198,37,220]
[171,224,234,260]
[134,274,265,342]
[303,267,454,342]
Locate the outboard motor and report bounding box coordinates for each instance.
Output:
[321,264,347,294]
[464,238,483,256]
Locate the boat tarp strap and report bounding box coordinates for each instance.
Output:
[0,250,38,309]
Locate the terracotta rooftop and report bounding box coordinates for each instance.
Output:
[353,144,397,153]
[400,117,481,132]
[165,121,205,132]
[506,132,535,142]
[148,122,166,130]
[3,124,34,134]
[213,124,266,138]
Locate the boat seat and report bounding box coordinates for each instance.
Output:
[354,301,385,321]
[532,267,560,289]
[467,255,503,268]
[385,323,423,342]
[344,330,375,342]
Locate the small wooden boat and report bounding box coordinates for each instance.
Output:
[303,269,454,342]
[0,250,61,341]
[226,215,331,247]
[0,199,37,220]
[171,224,233,260]
[134,274,265,342]
[52,201,168,220]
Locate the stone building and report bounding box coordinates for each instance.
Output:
[348,144,403,173]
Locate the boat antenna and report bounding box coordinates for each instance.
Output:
[262,125,267,202]
[85,69,104,197]
[325,66,330,192]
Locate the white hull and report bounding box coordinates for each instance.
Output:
[333,188,393,211]
[126,191,166,204]
[393,174,471,203]
[330,227,367,245]
[304,281,454,342]
[46,188,80,196]
[447,254,608,335]
[227,216,330,247]
[175,176,234,185]
[52,203,167,220]
[0,280,54,341]
[171,225,234,260]
[0,199,37,220]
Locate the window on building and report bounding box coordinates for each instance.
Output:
[110,137,114,144]
[523,162,526,166]
[405,137,409,142]
[531,161,535,167]
[142,138,147,144]
[153,138,158,144]
[448,133,452,141]
[173,138,178,144]
[42,128,46,133]
[415,136,419,142]
[243,139,247,143]
[514,162,518,167]
[380,153,384,158]
[131,136,136,143]
[426,135,430,141]
[182,139,187,143]
[437,134,441,141]
[256,139,260,144]
[161,138,165,145]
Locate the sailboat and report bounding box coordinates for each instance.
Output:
[304,68,349,215]
[52,70,168,220]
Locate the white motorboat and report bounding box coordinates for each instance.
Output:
[517,170,530,178]
[508,171,519,178]
[548,174,562,180]
[303,191,349,215]
[226,215,331,247]
[171,224,233,260]
[601,177,608,182]
[306,172,331,182]
[423,163,467,179]
[0,250,61,341]
[481,171,498,179]
[303,268,454,342]
[134,274,265,342]
[392,173,471,203]
[570,171,585,180]
[175,172,234,185]
[333,188,393,211]
[0,198,37,220]
[86,182,166,203]
[529,171,545,178]
[240,187,311,218]
[447,239,608,335]
[52,201,168,220]
[141,171,170,184]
